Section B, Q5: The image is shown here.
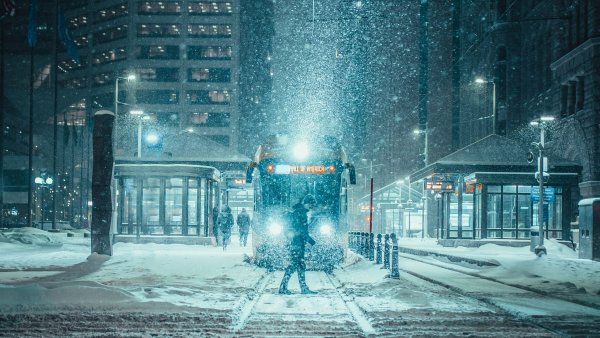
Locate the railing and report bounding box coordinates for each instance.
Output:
[348,231,400,278]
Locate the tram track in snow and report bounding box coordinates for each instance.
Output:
[398,252,600,337]
[398,252,600,311]
[231,269,376,337]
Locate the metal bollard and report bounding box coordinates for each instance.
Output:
[369,233,375,261]
[358,232,365,256]
[363,232,369,257]
[383,233,390,269]
[390,233,400,278]
[376,233,382,264]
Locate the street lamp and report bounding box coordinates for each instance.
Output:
[413,128,428,167]
[114,74,136,116]
[475,77,496,135]
[530,115,555,256]
[361,158,376,234]
[34,174,53,229]
[129,110,150,158]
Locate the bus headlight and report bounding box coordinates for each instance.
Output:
[293,142,309,160]
[268,221,283,236]
[319,223,333,236]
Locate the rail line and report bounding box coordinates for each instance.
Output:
[398,252,600,311]
[398,252,600,337]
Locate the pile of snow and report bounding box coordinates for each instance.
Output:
[0,227,63,247]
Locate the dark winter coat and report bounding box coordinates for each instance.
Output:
[219,210,234,235]
[237,212,251,233]
[287,203,316,251]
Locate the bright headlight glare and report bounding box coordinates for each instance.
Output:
[268,222,282,236]
[319,224,333,236]
[293,143,309,160]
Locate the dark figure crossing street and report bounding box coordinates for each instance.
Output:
[237,208,251,247]
[279,194,317,295]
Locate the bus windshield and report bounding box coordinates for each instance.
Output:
[261,174,340,213]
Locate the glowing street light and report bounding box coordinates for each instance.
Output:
[474,77,496,135]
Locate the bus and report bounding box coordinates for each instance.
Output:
[246,135,356,271]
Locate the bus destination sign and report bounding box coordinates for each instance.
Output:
[274,164,334,174]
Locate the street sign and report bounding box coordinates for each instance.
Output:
[424,179,454,192]
[530,186,555,202]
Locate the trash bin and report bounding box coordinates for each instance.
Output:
[530,225,540,252]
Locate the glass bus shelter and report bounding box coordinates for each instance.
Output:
[113,161,220,237]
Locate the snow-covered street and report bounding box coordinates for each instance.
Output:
[1,228,600,337]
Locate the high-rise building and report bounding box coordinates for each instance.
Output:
[58,0,241,157]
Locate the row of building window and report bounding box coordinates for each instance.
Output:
[60,67,231,89]
[59,45,231,73]
[73,24,232,48]
[137,45,232,60]
[135,90,231,105]
[68,2,233,28]
[123,112,230,128]
[137,24,232,38]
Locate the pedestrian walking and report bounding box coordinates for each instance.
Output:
[237,208,251,247]
[278,194,317,295]
[212,205,220,246]
[219,205,234,250]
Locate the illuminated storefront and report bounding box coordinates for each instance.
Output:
[410,135,581,241]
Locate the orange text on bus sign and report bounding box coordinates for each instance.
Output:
[290,165,326,174]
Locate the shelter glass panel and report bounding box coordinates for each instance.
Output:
[462,193,474,238]
[487,192,501,238]
[143,178,161,234]
[165,178,183,234]
[122,178,137,234]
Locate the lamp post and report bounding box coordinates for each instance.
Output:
[129,109,146,158]
[475,77,496,135]
[530,115,555,256]
[413,128,428,167]
[114,74,136,117]
[361,158,375,234]
[34,174,53,229]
